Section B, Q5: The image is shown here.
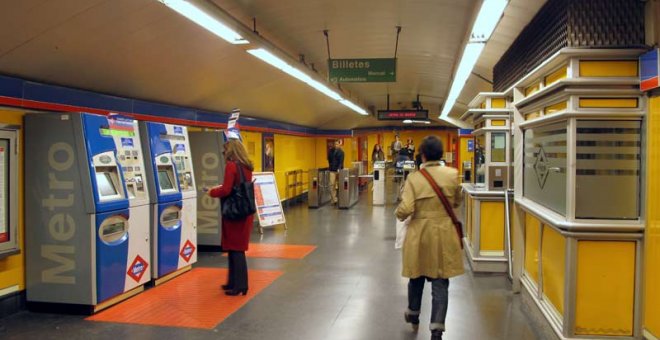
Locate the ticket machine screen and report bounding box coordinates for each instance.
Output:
[96,172,119,197]
[158,170,175,190]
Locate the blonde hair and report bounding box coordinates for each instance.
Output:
[224,139,254,171]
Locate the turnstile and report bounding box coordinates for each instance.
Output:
[373,161,386,205]
[308,168,332,208]
[338,167,359,209]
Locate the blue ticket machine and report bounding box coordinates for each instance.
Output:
[140,122,197,282]
[25,112,151,312]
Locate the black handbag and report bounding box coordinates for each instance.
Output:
[221,162,256,220]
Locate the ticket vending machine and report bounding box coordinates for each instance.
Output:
[372,161,386,205]
[140,122,197,283]
[25,112,151,312]
[189,130,225,247]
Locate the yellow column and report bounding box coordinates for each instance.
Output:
[644,95,660,337]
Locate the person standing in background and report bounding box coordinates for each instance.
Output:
[372,144,385,163]
[391,135,402,158]
[406,139,416,159]
[205,139,255,296]
[328,139,345,204]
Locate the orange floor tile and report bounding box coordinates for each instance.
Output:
[227,243,317,259]
[86,268,283,329]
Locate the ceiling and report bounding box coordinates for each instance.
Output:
[0,0,546,129]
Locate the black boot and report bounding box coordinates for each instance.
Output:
[431,330,443,340]
[404,311,420,331]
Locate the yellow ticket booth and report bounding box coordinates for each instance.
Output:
[511,48,645,339]
[460,92,512,272]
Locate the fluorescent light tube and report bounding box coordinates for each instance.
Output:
[440,42,485,117]
[471,0,508,42]
[339,99,369,115]
[248,48,344,101]
[248,48,367,114]
[158,0,248,45]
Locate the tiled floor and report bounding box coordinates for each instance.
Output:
[0,184,543,340]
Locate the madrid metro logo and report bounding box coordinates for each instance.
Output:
[534,146,550,189]
[127,255,148,283]
[180,240,196,262]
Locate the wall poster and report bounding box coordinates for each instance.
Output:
[262,134,274,172]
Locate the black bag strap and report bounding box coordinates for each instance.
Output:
[419,168,464,247]
[235,161,245,184]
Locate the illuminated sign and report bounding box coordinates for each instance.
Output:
[377,110,428,121]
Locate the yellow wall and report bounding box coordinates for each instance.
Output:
[479,201,505,252]
[541,225,565,315]
[645,95,660,337]
[0,109,25,293]
[524,212,541,284]
[575,241,636,336]
[314,137,329,169]
[273,134,317,200]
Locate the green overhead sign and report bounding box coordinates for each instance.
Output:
[328,58,396,83]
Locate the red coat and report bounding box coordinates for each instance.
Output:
[208,161,253,251]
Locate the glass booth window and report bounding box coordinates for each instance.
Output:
[575,120,641,220]
[523,122,567,215]
[474,135,486,185]
[491,132,506,163]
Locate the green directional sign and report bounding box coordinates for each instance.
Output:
[328,58,396,83]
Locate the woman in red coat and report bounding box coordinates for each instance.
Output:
[206,139,254,296]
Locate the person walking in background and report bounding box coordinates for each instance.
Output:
[328,139,344,204]
[372,144,385,163]
[205,139,255,296]
[395,136,464,340]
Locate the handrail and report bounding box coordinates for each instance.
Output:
[504,189,514,281]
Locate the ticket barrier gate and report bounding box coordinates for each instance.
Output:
[373,161,386,205]
[308,168,332,208]
[338,167,359,209]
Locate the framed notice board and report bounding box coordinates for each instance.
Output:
[253,172,286,232]
[0,128,19,258]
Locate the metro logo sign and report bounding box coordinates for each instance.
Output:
[180,240,196,262]
[640,49,660,92]
[127,255,148,283]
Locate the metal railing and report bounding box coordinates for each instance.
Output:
[504,189,514,280]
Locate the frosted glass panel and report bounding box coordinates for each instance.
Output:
[575,120,640,219]
[524,122,567,215]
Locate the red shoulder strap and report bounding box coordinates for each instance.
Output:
[419,169,464,247]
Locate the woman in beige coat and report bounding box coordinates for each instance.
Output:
[395,135,464,340]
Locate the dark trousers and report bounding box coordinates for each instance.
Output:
[408,276,450,331]
[226,251,248,290]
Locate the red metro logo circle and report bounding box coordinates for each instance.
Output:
[180,240,196,262]
[127,255,148,283]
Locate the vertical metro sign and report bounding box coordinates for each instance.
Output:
[640,49,660,91]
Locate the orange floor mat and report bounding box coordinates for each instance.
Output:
[86,268,282,329]
[225,243,317,259]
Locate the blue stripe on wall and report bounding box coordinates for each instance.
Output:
[24,80,133,112]
[0,75,23,98]
[0,73,440,136]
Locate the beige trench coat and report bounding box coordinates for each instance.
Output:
[395,163,465,279]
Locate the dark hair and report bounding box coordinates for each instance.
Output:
[419,136,444,161]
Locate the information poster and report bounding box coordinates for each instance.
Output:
[253,172,285,227]
[0,142,7,243]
